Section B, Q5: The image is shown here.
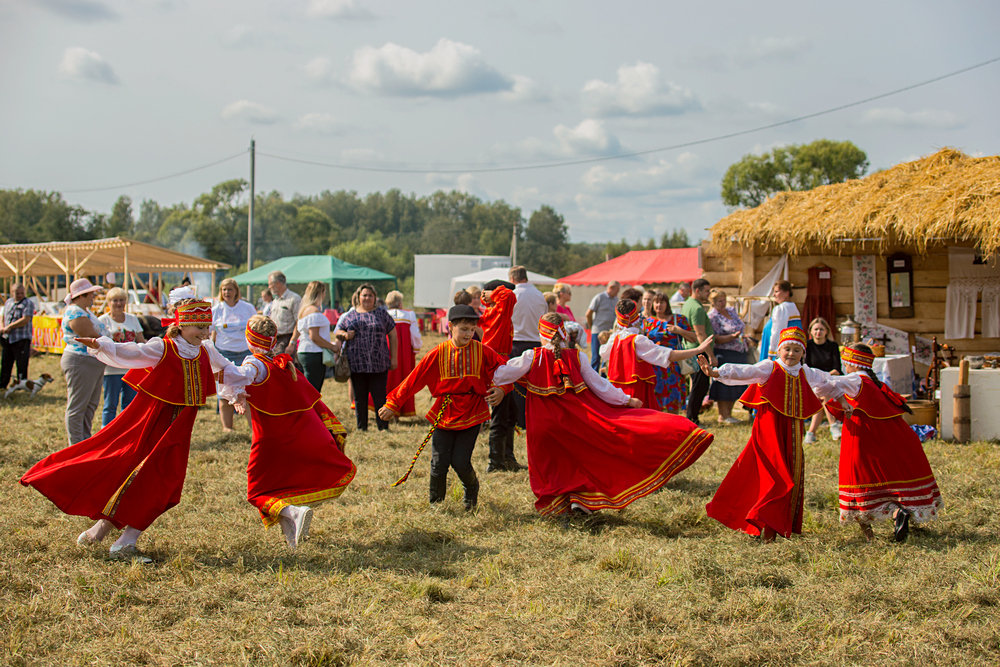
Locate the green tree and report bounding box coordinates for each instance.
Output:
[105,195,134,237]
[721,139,868,208]
[521,205,568,275]
[660,229,690,248]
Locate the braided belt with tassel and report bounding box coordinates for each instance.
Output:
[391,396,453,487]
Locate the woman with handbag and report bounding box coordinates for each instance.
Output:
[707,289,751,425]
[290,281,340,392]
[644,292,698,413]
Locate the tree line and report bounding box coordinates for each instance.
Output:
[0,183,691,280]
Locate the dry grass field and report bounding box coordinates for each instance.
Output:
[3,334,1000,666]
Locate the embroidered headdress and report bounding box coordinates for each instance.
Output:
[538,316,567,345]
[777,326,807,351]
[842,346,875,370]
[615,300,642,329]
[173,300,213,326]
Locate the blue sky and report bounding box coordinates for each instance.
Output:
[1,1,997,244]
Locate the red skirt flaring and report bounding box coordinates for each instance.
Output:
[834,410,942,524]
[525,390,713,516]
[20,391,197,531]
[705,405,805,538]
[247,401,356,526]
[610,379,659,412]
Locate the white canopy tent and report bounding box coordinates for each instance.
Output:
[449,267,557,299]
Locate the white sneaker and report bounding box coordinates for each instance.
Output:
[570,502,593,515]
[830,423,842,440]
[278,514,297,548]
[290,505,314,546]
[803,432,817,444]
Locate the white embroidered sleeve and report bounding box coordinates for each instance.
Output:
[90,336,164,369]
[634,334,677,367]
[580,355,630,406]
[716,359,774,386]
[492,349,534,385]
[813,370,863,400]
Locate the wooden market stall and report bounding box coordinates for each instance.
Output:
[701,148,1000,400]
[0,236,230,352]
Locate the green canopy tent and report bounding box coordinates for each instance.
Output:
[230,255,397,308]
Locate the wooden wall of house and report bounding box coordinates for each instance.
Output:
[701,241,1000,372]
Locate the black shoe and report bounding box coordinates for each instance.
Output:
[463,482,479,511]
[504,460,527,471]
[486,464,505,473]
[893,509,910,543]
[429,475,447,504]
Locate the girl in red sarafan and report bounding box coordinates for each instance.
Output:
[600,299,713,410]
[225,315,356,549]
[20,299,249,563]
[493,313,714,517]
[823,343,943,542]
[699,326,840,541]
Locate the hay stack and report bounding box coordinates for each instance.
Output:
[710,148,1000,256]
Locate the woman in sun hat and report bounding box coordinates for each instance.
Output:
[60,278,108,444]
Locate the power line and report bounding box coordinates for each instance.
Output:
[59,151,247,194]
[260,54,1000,175]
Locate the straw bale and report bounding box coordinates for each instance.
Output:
[709,148,1000,256]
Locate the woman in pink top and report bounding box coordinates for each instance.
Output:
[553,283,575,321]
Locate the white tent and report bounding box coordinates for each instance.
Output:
[449,267,557,299]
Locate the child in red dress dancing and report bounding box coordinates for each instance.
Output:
[378,305,508,510]
[493,313,714,516]
[698,326,840,541]
[226,315,356,549]
[20,299,250,562]
[823,343,942,542]
[600,299,713,409]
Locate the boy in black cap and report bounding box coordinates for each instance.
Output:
[379,305,510,510]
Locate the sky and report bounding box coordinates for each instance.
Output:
[1,1,998,245]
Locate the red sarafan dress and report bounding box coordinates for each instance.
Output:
[241,354,356,526]
[606,333,659,411]
[20,337,218,531]
[827,374,943,524]
[706,362,824,538]
[494,346,713,516]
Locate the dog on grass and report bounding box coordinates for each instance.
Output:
[4,373,54,399]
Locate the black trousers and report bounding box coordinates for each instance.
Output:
[686,368,711,424]
[351,371,388,431]
[488,391,517,469]
[0,338,31,389]
[297,351,325,392]
[510,340,540,428]
[429,425,480,503]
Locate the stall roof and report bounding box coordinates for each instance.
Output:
[229,255,396,292]
[0,236,230,278]
[558,248,702,286]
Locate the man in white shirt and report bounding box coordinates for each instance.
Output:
[670,282,691,314]
[267,271,301,355]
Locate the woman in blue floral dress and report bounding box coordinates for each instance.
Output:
[643,292,697,413]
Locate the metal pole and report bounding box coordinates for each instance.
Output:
[247,138,255,272]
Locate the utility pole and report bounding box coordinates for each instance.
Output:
[247,138,255,271]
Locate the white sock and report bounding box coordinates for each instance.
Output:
[111,526,143,550]
[79,519,114,544]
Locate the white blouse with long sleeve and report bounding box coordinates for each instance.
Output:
[714,358,839,402]
[598,327,679,367]
[388,308,422,350]
[493,346,631,406]
[767,301,801,355]
[89,335,251,393]
[817,371,865,400]
[216,356,271,404]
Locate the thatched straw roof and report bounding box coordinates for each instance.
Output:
[709,148,1000,256]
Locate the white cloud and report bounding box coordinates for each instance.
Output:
[306,0,375,19]
[582,62,700,117]
[425,172,479,194]
[58,47,119,84]
[861,107,964,129]
[220,100,279,124]
[581,152,716,202]
[294,112,341,133]
[499,75,549,103]
[303,56,336,84]
[553,119,622,156]
[746,36,809,61]
[347,38,514,97]
[38,0,118,22]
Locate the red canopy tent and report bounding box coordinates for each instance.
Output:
[558,248,702,285]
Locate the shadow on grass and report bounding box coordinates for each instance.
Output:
[0,392,66,409]
[190,527,498,578]
[663,476,719,498]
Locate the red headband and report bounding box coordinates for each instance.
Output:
[538,317,567,344]
[246,326,276,350]
[842,347,875,369]
[615,301,641,328]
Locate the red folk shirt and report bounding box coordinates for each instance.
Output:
[480,285,515,358]
[384,339,510,430]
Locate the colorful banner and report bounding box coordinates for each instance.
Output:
[852,255,877,324]
[32,315,65,354]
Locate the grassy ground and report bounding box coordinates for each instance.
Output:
[2,336,999,666]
